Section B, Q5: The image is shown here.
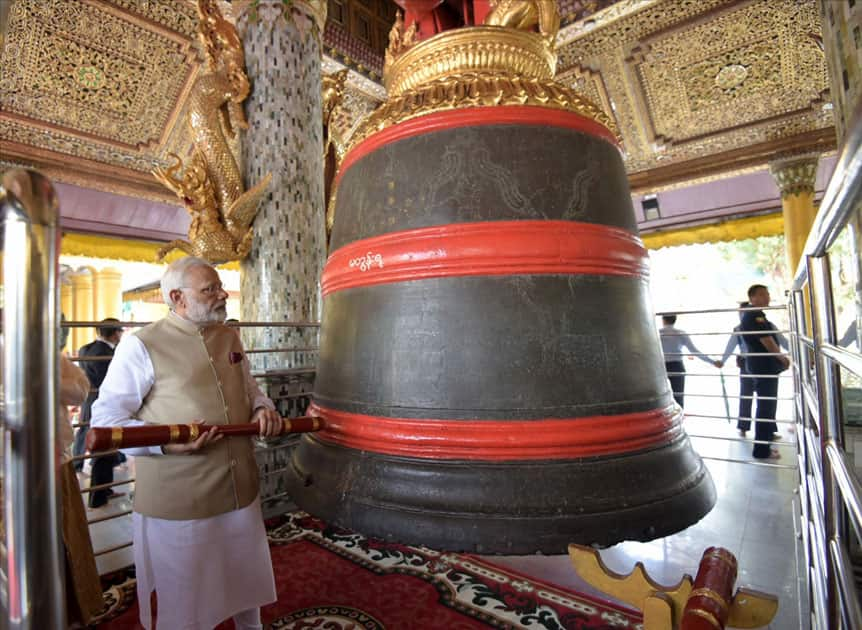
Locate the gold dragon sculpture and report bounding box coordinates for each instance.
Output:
[322,69,349,244]
[322,69,349,167]
[152,0,271,265]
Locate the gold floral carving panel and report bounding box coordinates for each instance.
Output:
[555,65,615,130]
[104,0,200,37]
[1,0,197,148]
[0,0,838,200]
[556,0,835,185]
[635,0,828,144]
[321,56,384,145]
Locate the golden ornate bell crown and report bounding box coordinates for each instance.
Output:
[384,26,557,97]
[344,19,618,158]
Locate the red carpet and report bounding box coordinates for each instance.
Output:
[93,511,642,629]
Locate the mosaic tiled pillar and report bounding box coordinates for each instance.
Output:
[237,1,327,371]
[820,0,861,144]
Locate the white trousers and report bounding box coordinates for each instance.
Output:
[133,497,276,629]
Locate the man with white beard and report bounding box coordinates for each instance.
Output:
[92,256,281,629]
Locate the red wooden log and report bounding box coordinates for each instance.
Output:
[85,416,323,452]
[680,546,738,630]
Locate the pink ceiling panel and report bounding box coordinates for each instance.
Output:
[634,155,838,232]
[54,182,189,242]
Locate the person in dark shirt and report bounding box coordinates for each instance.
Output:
[718,301,789,436]
[739,284,789,460]
[74,318,124,506]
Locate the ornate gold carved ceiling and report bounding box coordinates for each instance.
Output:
[0,0,838,204]
[0,0,201,201]
[556,0,835,190]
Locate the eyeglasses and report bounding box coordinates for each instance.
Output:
[180,283,225,296]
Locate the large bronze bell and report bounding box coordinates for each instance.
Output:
[285,25,715,554]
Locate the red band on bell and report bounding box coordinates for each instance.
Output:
[309,403,682,461]
[337,106,619,187]
[321,220,648,296]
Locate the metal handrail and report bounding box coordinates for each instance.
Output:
[829,539,862,627]
[0,169,66,628]
[821,343,862,380]
[793,100,862,286]
[806,427,824,488]
[87,510,133,526]
[663,351,787,357]
[77,478,134,495]
[682,411,794,424]
[250,368,316,378]
[244,347,319,354]
[68,449,121,463]
[826,443,862,545]
[698,455,796,469]
[667,371,791,378]
[685,432,795,446]
[660,330,792,336]
[93,541,133,558]
[672,391,794,401]
[802,381,821,431]
[798,333,816,347]
[61,320,320,328]
[69,347,320,362]
[271,392,314,401]
[656,305,788,316]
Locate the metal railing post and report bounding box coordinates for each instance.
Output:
[0,169,66,629]
[807,253,847,630]
[790,288,815,623]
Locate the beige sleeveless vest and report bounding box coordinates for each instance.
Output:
[133,314,258,520]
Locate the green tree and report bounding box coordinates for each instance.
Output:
[716,235,788,289]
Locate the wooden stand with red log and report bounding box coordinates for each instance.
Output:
[568,544,778,629]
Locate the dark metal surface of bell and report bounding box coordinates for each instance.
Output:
[285,105,715,554]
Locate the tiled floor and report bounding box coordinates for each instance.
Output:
[488,371,804,630]
[80,371,805,628]
[489,425,803,629]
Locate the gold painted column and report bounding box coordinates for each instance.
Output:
[69,269,94,353]
[93,267,122,321]
[60,278,73,353]
[769,155,819,274]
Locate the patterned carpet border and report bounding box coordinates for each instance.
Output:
[91,512,644,629]
[86,569,137,627]
[268,511,643,630]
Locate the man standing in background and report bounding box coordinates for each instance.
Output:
[719,301,789,437]
[739,284,790,460]
[74,318,124,508]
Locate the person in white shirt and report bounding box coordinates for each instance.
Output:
[92,257,282,630]
[659,314,720,407]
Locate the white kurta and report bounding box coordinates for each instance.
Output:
[92,323,277,629]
